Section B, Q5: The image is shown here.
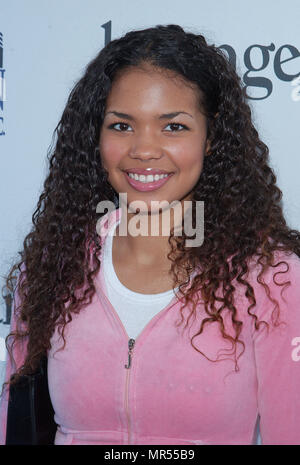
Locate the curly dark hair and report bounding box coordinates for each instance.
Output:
[2,23,300,394]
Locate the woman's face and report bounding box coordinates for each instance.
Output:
[99,65,209,213]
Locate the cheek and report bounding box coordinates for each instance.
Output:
[99,136,125,168]
[170,138,206,171]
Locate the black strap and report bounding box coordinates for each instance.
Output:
[6,355,57,445]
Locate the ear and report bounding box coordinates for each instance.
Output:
[205,139,212,156]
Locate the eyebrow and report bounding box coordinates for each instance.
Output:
[104,110,194,120]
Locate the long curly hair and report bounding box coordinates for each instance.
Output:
[2,24,300,392]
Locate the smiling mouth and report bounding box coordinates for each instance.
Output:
[126,172,172,183]
[123,171,174,192]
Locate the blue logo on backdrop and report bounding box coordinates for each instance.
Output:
[219,43,300,100]
[0,292,11,325]
[101,21,300,101]
[0,31,5,135]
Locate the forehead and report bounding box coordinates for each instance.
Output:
[106,65,201,111]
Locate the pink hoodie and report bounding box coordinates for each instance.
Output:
[1,207,300,445]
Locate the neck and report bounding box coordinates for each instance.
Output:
[114,201,187,267]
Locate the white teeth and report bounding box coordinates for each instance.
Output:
[128,172,169,183]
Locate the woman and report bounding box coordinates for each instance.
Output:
[1,24,300,445]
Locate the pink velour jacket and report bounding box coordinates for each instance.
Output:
[1,207,300,445]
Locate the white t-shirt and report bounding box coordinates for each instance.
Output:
[101,218,179,339]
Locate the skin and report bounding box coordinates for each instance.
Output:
[98,63,210,292]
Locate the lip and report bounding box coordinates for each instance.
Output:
[124,171,174,192]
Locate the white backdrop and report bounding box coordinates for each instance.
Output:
[0,0,299,445]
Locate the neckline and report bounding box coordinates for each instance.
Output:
[103,217,179,301]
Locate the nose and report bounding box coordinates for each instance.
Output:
[128,130,163,161]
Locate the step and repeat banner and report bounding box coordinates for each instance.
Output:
[0,0,299,445]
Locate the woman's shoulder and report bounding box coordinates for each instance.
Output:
[221,249,299,321]
[242,249,300,327]
[246,249,300,288]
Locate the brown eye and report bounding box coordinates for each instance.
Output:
[165,123,188,132]
[108,122,133,132]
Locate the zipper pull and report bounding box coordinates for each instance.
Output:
[125,338,135,369]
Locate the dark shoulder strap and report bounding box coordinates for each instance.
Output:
[6,355,57,445]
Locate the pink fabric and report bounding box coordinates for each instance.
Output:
[1,207,300,445]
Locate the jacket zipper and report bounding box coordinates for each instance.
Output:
[96,282,179,444]
[124,338,135,444]
[95,266,181,445]
[125,338,135,369]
